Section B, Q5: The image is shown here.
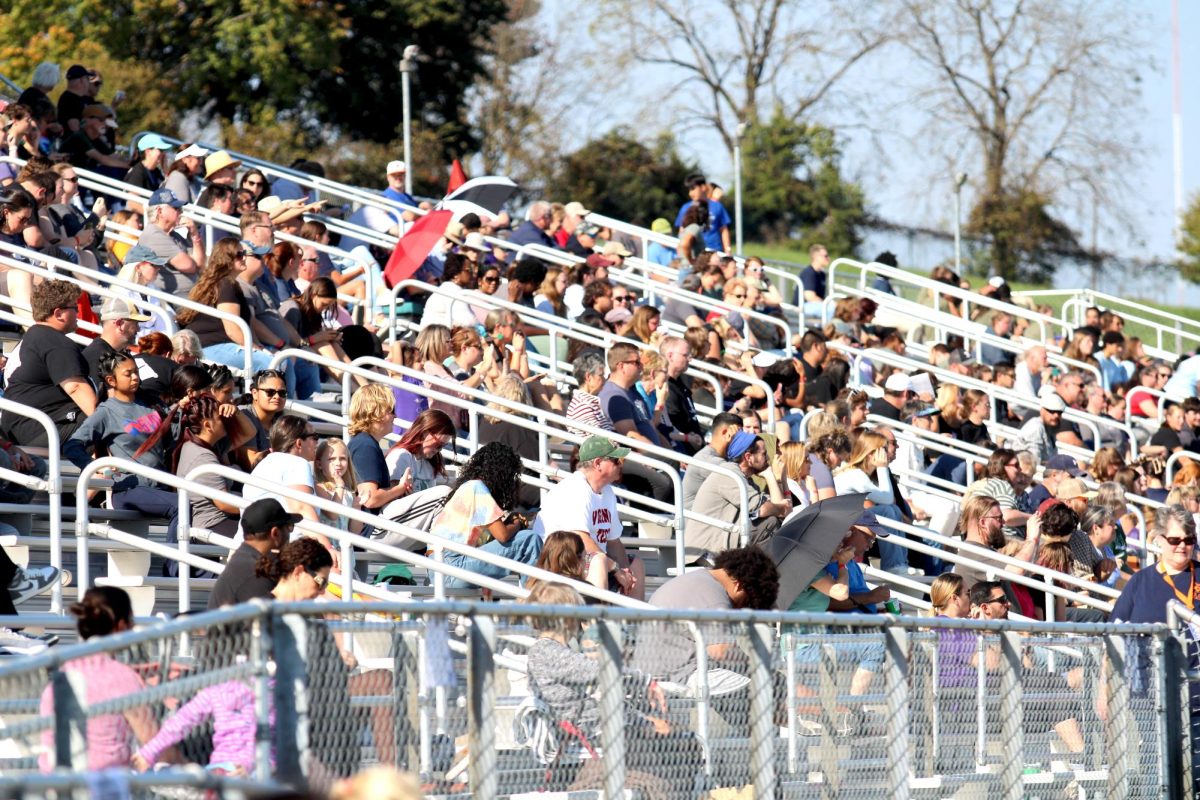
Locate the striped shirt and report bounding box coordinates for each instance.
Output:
[137,680,272,773]
[566,390,613,437]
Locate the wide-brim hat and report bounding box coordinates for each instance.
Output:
[204,150,242,179]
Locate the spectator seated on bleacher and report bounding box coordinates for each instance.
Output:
[161,143,208,204]
[0,186,39,316]
[598,343,674,504]
[208,498,298,609]
[420,253,479,330]
[137,187,204,297]
[532,435,646,601]
[1015,393,1066,462]
[61,103,128,174]
[1,279,96,446]
[685,432,790,558]
[114,244,172,335]
[122,134,174,214]
[81,297,151,396]
[171,393,246,545]
[507,201,556,250]
[347,384,414,522]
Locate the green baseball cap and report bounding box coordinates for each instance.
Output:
[578,435,631,462]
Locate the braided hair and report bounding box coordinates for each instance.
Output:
[168,394,222,472]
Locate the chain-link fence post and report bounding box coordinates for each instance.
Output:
[1102,634,1131,798]
[595,618,626,798]
[883,625,911,800]
[391,626,420,771]
[272,612,311,786]
[251,612,273,782]
[1157,632,1187,800]
[49,667,86,771]
[997,631,1024,800]
[746,621,775,799]
[467,614,497,798]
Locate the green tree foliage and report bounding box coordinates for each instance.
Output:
[741,111,866,257]
[965,189,1080,283]
[1178,192,1200,284]
[0,0,506,164]
[545,130,699,228]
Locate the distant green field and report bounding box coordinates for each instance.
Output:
[744,242,1200,348]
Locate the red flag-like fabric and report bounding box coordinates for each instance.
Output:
[383,209,453,289]
[446,159,468,195]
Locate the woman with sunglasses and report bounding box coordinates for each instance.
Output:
[0,187,38,321]
[239,168,270,206]
[1111,504,1199,626]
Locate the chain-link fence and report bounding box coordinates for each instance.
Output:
[0,599,1191,798]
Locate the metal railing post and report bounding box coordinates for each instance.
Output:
[466,614,497,798]
[271,612,311,786]
[596,618,627,797]
[883,625,912,800]
[998,631,1025,800]
[747,621,776,797]
[50,667,87,771]
[251,612,273,781]
[1103,632,1131,797]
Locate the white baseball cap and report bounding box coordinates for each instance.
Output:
[386,160,407,175]
[751,351,778,369]
[176,143,209,160]
[884,373,912,393]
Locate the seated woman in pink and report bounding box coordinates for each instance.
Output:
[39,587,159,771]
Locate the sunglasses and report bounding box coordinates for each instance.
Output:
[301,257,320,263]
[1164,536,1197,547]
[306,570,327,589]
[301,432,321,441]
[255,387,287,399]
[613,295,632,303]
[481,276,499,284]
[985,596,1010,606]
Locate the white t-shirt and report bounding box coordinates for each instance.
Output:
[420,282,478,329]
[234,452,316,546]
[532,471,623,552]
[563,283,585,319]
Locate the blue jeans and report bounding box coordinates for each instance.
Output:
[802,301,828,325]
[285,357,322,401]
[202,343,277,376]
[782,411,806,442]
[443,528,544,589]
[871,503,910,572]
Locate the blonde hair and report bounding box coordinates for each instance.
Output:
[330,766,424,800]
[315,438,358,493]
[1166,486,1200,507]
[929,573,964,613]
[348,383,395,436]
[485,372,531,423]
[414,324,450,364]
[836,430,887,475]
[779,441,809,481]
[522,581,584,636]
[1094,481,1128,516]
[958,493,999,536]
[804,410,840,441]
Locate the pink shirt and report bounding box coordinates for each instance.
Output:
[39,653,147,771]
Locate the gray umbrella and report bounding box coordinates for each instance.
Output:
[764,493,871,610]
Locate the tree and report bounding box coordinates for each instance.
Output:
[1178,192,1200,285]
[740,111,866,256]
[545,130,699,227]
[900,0,1148,280]
[593,0,893,154]
[966,188,1079,284]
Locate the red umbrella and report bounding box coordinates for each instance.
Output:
[383,209,453,289]
[446,159,468,194]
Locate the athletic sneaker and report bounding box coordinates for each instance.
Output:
[9,565,61,606]
[0,627,49,655]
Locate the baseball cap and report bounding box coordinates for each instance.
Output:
[461,232,489,252]
[884,373,912,393]
[136,134,174,152]
[241,498,303,536]
[854,509,890,539]
[578,223,601,238]
[585,253,615,269]
[240,239,272,256]
[1044,454,1083,476]
[147,187,185,209]
[66,64,90,80]
[386,160,407,175]
[1056,478,1097,502]
[99,297,151,323]
[176,143,209,160]
[122,244,170,267]
[82,104,109,120]
[726,431,760,461]
[578,436,631,462]
[988,276,1007,288]
[651,218,672,235]
[751,351,778,369]
[602,240,632,258]
[564,201,590,217]
[1041,394,1066,412]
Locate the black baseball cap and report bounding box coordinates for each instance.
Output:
[241,498,302,536]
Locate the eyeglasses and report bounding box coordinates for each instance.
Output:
[301,256,319,263]
[306,570,327,589]
[621,359,642,367]
[981,513,1003,522]
[613,295,632,303]
[1164,536,1197,547]
[253,223,275,232]
[985,595,1010,606]
[481,276,499,284]
[62,176,79,184]
[255,387,287,399]
[301,431,321,441]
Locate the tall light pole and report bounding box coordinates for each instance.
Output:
[734,121,749,256]
[954,172,968,275]
[400,45,419,196]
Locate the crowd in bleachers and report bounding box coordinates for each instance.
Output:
[3,58,1200,794]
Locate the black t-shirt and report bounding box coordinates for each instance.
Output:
[563,235,590,258]
[1151,426,1182,452]
[665,375,702,446]
[207,543,275,609]
[869,396,902,421]
[958,420,992,447]
[17,87,49,111]
[62,129,114,170]
[134,353,176,403]
[56,90,87,130]
[187,280,252,347]
[123,162,163,194]
[81,337,117,399]
[4,323,89,426]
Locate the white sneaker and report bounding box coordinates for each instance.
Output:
[9,565,61,606]
[0,627,49,655]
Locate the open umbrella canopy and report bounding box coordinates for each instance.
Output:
[765,493,870,610]
[383,209,452,289]
[441,175,518,215]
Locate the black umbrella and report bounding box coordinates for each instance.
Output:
[441,175,518,215]
[764,493,870,610]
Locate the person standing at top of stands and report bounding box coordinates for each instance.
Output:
[1014,344,1047,397]
[17,63,59,119]
[1,280,95,446]
[1095,331,1129,392]
[674,173,732,253]
[382,160,419,221]
[137,187,204,297]
[508,201,556,249]
[868,372,911,421]
[61,104,129,172]
[682,412,741,510]
[122,134,174,213]
[799,243,830,320]
[660,335,704,455]
[56,64,92,134]
[208,498,299,609]
[532,435,647,600]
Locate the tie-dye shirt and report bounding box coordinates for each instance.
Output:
[429,479,504,548]
[63,397,168,487]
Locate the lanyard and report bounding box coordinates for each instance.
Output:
[1159,561,1196,609]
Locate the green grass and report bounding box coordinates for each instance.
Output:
[744,241,1200,347]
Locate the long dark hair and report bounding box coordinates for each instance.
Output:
[177,237,243,327]
[168,394,222,472]
[70,586,133,640]
[446,441,522,512]
[387,409,455,476]
[294,276,336,335]
[255,537,331,584]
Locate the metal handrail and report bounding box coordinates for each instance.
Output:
[0,398,62,611]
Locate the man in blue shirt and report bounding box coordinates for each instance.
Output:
[597,342,673,503]
[1095,331,1131,392]
[382,160,418,220]
[979,310,1015,366]
[673,173,731,253]
[508,201,556,249]
[826,514,892,614]
[798,242,830,323]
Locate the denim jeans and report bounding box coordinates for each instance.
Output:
[285,357,322,401]
[871,503,910,572]
[443,528,544,588]
[202,343,277,376]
